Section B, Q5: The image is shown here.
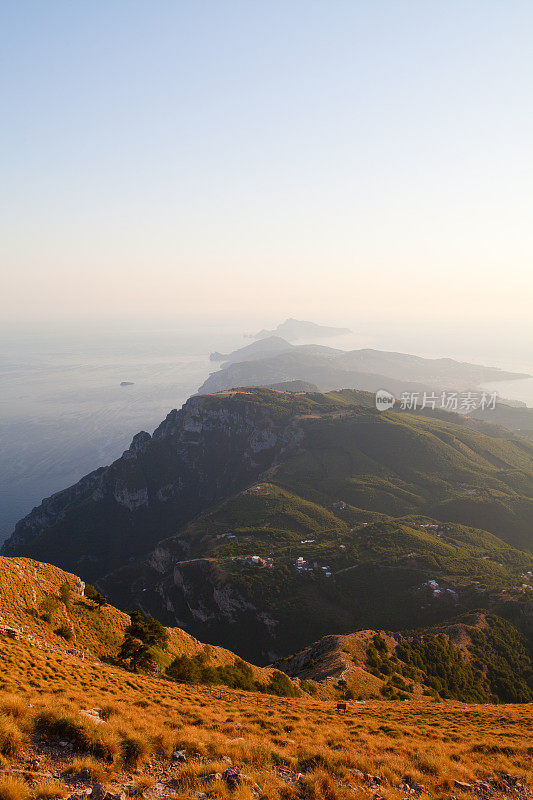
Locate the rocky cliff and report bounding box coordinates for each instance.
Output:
[2,391,302,580]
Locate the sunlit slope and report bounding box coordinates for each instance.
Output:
[273,409,533,549]
[0,556,287,684]
[276,611,533,703]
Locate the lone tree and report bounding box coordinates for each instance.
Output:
[118,611,169,673]
[85,584,107,609]
[59,582,71,609]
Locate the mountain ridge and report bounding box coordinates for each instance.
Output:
[4,388,532,665]
[198,345,530,396]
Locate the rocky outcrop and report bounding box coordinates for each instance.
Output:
[2,392,298,581]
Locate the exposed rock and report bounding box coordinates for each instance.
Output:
[4,393,296,582]
[201,773,221,784]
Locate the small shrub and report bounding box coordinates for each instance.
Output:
[62,757,107,783]
[84,585,107,608]
[54,625,73,642]
[0,714,25,756]
[0,777,30,800]
[265,670,300,698]
[59,583,71,610]
[39,596,60,621]
[120,733,149,766]
[32,782,68,800]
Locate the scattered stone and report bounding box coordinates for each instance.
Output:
[223,768,242,789]
[202,773,222,785]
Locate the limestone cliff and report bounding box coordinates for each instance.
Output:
[2,391,299,580]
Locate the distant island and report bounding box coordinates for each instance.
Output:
[251,318,352,341]
[120,381,134,386]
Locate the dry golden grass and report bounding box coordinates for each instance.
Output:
[0,776,31,800]
[30,782,68,800]
[0,778,67,800]
[0,629,531,800]
[0,558,283,687]
[1,557,532,800]
[61,756,108,783]
[0,715,26,758]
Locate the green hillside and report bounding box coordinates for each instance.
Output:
[277,612,533,703]
[4,388,532,664]
[274,409,533,549]
[110,481,532,663]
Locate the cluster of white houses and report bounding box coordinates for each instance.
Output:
[296,556,331,577]
[422,579,458,599]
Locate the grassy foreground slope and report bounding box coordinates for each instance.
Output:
[2,632,532,800]
[0,558,532,800]
[0,557,290,686]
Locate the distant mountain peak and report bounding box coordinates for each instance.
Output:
[253,319,352,341]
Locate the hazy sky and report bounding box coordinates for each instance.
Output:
[1,1,532,325]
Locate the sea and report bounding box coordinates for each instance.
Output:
[1,317,532,543]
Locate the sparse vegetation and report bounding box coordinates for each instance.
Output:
[84,585,107,609]
[54,624,73,642]
[62,756,107,782]
[0,620,532,800]
[167,651,299,697]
